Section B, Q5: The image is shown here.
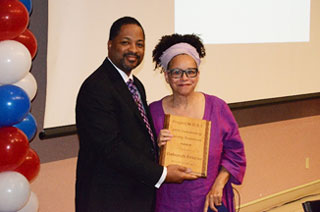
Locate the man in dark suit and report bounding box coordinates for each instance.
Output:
[75,16,197,212]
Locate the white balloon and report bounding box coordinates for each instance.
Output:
[14,73,38,101]
[17,191,39,212]
[0,40,32,84]
[0,171,31,212]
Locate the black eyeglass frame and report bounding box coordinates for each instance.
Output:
[167,68,199,79]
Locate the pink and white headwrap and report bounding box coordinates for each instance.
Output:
[159,42,200,71]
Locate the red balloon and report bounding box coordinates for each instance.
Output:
[15,148,40,182]
[0,0,29,41]
[0,127,29,172]
[13,29,38,59]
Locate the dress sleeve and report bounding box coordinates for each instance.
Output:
[149,100,165,137]
[219,102,246,185]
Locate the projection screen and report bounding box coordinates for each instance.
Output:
[45,0,319,130]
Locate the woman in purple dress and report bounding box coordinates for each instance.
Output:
[150,34,246,212]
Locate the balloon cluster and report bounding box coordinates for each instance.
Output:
[0,0,40,211]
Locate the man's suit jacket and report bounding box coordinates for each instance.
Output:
[75,58,163,212]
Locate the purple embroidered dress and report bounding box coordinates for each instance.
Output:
[149,93,246,212]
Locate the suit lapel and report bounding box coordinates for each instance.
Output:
[101,59,147,127]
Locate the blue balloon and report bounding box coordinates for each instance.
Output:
[19,0,32,14]
[14,112,37,141]
[0,85,31,127]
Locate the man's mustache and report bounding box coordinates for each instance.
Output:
[124,52,140,60]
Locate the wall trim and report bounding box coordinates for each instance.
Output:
[238,179,320,212]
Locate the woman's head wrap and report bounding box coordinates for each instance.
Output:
[159,42,200,70]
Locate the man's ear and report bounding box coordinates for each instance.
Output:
[107,40,112,50]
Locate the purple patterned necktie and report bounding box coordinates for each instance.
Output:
[127,79,157,153]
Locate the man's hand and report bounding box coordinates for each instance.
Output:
[165,165,198,183]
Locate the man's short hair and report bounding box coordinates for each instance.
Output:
[109,16,145,41]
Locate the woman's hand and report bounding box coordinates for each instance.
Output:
[157,129,173,147]
[203,167,230,212]
[204,180,225,212]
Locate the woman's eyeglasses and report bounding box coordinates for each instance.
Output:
[168,68,198,79]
